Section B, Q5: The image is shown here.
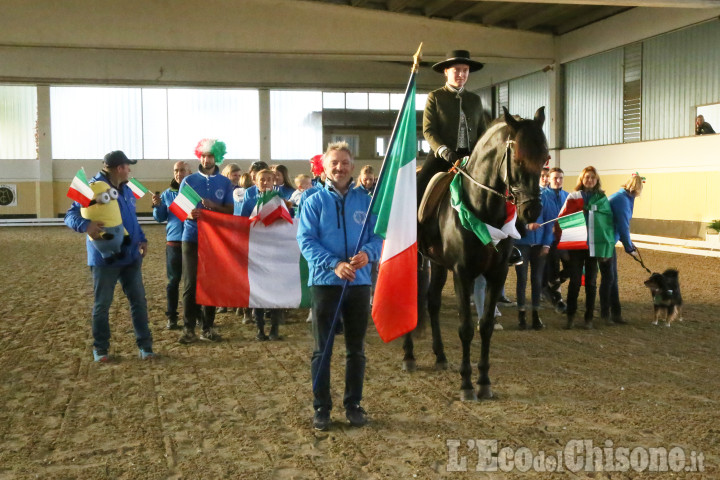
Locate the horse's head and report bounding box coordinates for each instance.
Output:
[502,106,548,223]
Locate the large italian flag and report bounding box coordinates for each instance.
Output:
[196,211,310,308]
[370,76,417,343]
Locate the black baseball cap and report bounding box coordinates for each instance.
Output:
[104,150,137,167]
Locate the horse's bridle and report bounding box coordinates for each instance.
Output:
[455,136,534,208]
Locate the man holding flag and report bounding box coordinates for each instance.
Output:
[297,141,382,431]
[64,150,154,362]
[176,139,235,344]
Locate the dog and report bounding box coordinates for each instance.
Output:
[643,269,683,327]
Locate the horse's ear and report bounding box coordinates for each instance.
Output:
[534,107,546,127]
[503,107,520,132]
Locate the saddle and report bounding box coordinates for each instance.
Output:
[418,171,455,224]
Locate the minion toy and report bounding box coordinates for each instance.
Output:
[81,181,129,260]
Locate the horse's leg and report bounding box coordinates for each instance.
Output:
[428,263,448,370]
[402,332,416,371]
[453,271,477,401]
[477,274,504,399]
[402,254,430,372]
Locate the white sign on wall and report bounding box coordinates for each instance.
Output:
[0,184,18,207]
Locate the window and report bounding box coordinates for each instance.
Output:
[0,85,37,160]
[50,86,260,160]
[270,90,322,160]
[696,103,720,133]
[331,134,359,157]
[375,136,390,157]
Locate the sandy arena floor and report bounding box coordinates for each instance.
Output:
[0,225,717,479]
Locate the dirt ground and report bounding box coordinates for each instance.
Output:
[0,225,718,479]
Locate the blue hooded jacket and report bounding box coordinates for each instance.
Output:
[609,188,636,253]
[64,170,147,267]
[152,186,184,242]
[297,181,382,287]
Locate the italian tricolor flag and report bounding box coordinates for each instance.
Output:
[67,168,94,207]
[127,178,149,199]
[370,75,418,343]
[556,211,588,250]
[196,211,310,308]
[556,190,615,257]
[169,184,202,220]
[252,190,293,226]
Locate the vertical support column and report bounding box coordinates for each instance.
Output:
[36,85,54,218]
[547,61,562,168]
[258,88,271,163]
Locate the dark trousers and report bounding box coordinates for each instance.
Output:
[599,249,621,319]
[515,244,547,310]
[166,243,182,320]
[254,308,280,334]
[311,285,370,411]
[544,243,569,288]
[182,241,216,332]
[566,250,599,319]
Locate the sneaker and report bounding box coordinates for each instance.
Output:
[166,319,181,330]
[313,407,331,431]
[256,331,269,341]
[216,307,228,314]
[345,404,368,427]
[200,328,222,342]
[139,348,155,360]
[178,329,197,344]
[497,296,516,307]
[93,349,109,362]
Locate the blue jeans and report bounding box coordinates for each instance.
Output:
[515,244,547,311]
[311,285,370,411]
[166,243,182,320]
[473,275,487,319]
[91,260,152,353]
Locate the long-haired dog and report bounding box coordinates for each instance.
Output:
[643,269,683,327]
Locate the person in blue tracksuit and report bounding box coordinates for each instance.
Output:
[177,139,235,344]
[272,164,296,200]
[599,173,643,325]
[297,141,382,432]
[151,161,190,330]
[238,160,269,217]
[541,167,570,313]
[64,150,153,362]
[514,191,554,330]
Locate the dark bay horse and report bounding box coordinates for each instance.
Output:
[407,107,548,401]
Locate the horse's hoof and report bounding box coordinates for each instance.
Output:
[477,385,494,399]
[460,389,478,402]
[434,360,448,371]
[402,360,417,372]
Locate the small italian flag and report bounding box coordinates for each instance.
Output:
[169,183,202,220]
[556,211,588,249]
[251,190,293,226]
[67,168,94,207]
[127,178,149,199]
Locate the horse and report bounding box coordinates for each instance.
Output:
[406,107,548,401]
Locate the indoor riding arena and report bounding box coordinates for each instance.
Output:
[2,1,720,478]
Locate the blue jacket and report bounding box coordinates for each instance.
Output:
[239,185,259,217]
[609,188,636,252]
[297,181,382,287]
[274,184,295,201]
[516,193,554,247]
[64,171,147,267]
[542,187,569,222]
[353,184,373,196]
[180,168,235,242]
[152,186,184,242]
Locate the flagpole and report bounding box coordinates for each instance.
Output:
[312,44,422,392]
